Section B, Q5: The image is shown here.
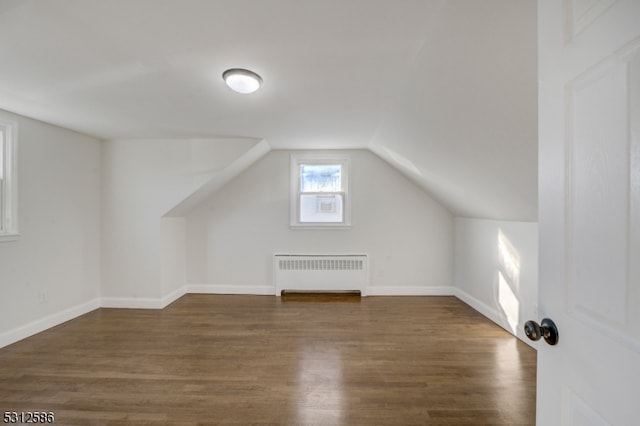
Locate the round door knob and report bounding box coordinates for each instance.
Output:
[524,320,541,341]
[524,318,559,346]
[540,318,559,345]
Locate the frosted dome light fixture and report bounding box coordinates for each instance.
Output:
[222,68,263,94]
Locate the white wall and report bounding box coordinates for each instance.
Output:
[368,0,537,221]
[100,137,261,306]
[187,150,454,294]
[0,109,101,347]
[160,216,187,301]
[453,217,538,344]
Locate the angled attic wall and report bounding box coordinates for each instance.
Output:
[186,149,454,293]
[368,0,537,221]
[368,143,457,214]
[164,139,271,217]
[160,140,271,300]
[101,137,263,304]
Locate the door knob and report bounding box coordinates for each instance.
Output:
[524,318,559,345]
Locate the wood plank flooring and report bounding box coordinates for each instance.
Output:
[0,295,536,425]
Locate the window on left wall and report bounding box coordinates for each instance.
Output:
[0,120,18,241]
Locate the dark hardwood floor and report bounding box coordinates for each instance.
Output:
[0,295,536,425]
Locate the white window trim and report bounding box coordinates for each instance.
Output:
[290,153,351,230]
[0,119,19,242]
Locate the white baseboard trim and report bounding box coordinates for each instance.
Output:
[161,286,187,307]
[453,287,520,334]
[453,288,504,326]
[100,284,274,309]
[187,284,275,295]
[453,287,534,347]
[0,298,101,349]
[101,287,188,310]
[100,297,165,309]
[367,286,455,296]
[186,284,456,297]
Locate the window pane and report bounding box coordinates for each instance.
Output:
[300,164,341,192]
[300,194,343,223]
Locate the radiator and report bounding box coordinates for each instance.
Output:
[273,254,369,296]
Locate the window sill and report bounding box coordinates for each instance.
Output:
[290,224,352,231]
[0,233,20,243]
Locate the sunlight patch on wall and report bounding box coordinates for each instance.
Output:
[498,230,520,290]
[498,229,522,334]
[499,271,520,333]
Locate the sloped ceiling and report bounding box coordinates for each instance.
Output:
[0,0,537,221]
[370,1,538,221]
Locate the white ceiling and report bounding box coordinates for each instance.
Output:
[0,0,538,221]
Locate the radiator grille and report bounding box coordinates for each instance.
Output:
[278,258,364,271]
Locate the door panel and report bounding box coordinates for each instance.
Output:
[562,388,609,426]
[568,43,636,333]
[538,0,640,424]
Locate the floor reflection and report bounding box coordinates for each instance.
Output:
[296,345,345,425]
[492,337,535,416]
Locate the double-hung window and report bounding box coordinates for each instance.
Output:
[290,154,351,229]
[0,120,18,241]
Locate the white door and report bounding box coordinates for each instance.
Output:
[537,0,640,424]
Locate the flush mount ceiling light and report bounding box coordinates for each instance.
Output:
[222,68,263,94]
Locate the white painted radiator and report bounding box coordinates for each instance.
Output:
[273,254,369,296]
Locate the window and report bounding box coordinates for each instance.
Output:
[290,154,351,229]
[0,120,18,241]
